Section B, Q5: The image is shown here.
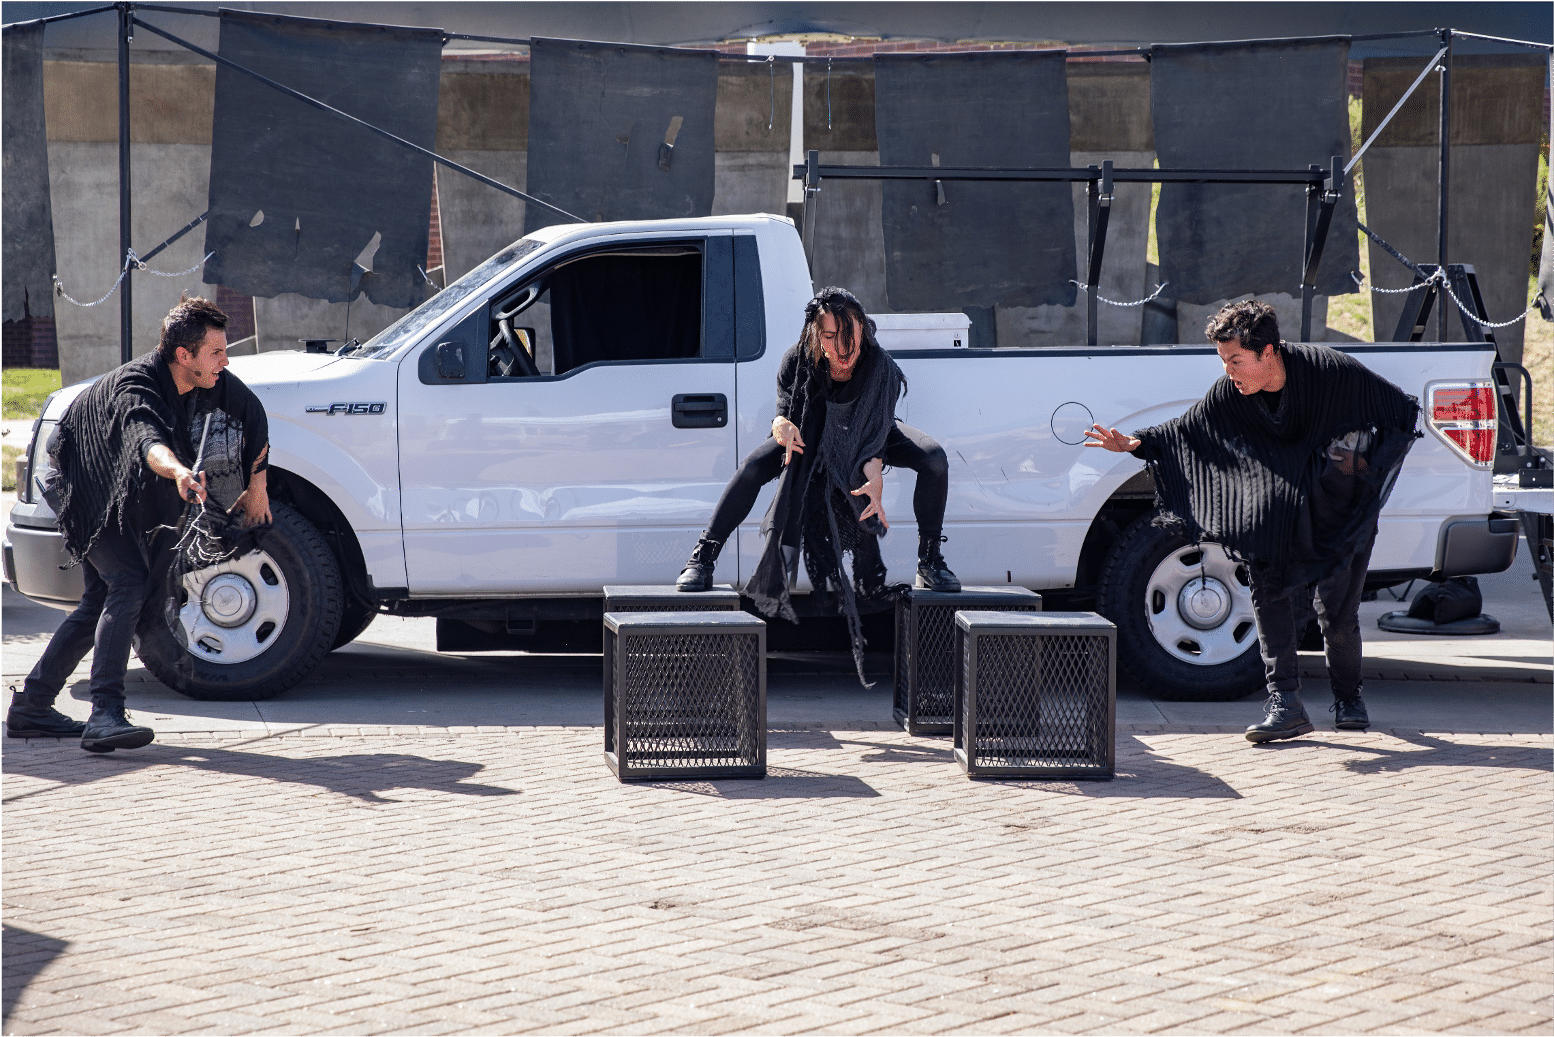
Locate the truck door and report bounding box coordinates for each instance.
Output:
[396,232,740,594]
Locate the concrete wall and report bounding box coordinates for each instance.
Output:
[44,60,225,384]
[1361,53,1545,362]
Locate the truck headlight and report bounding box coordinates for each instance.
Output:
[24,419,57,507]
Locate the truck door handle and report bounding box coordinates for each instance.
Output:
[672,393,728,429]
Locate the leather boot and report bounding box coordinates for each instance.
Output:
[1331,690,1370,730]
[916,534,961,593]
[80,705,155,754]
[7,693,86,738]
[675,534,724,592]
[1244,691,1314,743]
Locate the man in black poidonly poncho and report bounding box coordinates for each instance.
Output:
[6,298,270,753]
[674,287,960,683]
[1086,301,1418,742]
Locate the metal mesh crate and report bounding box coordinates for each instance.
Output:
[603,611,766,781]
[603,584,741,613]
[894,586,1042,734]
[953,611,1115,780]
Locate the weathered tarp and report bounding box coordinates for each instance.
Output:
[203,10,442,307]
[3,22,57,322]
[525,38,718,233]
[1541,53,1554,315]
[874,51,1077,312]
[1151,38,1360,305]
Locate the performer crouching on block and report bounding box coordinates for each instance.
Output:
[1085,301,1418,742]
[675,287,960,680]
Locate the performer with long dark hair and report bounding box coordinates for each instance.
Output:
[675,287,960,677]
[1086,301,1418,742]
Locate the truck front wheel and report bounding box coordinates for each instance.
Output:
[1097,513,1264,702]
[133,501,343,700]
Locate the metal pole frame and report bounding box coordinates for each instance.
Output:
[797,151,1342,343]
[1436,28,1452,343]
[117,1,132,364]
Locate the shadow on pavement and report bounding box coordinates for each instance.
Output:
[3,742,520,803]
[971,735,1243,799]
[640,767,880,799]
[2,925,69,1027]
[1251,732,1552,772]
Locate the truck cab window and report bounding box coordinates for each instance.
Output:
[488,243,704,378]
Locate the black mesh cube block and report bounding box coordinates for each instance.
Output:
[603,611,766,781]
[894,586,1042,734]
[953,611,1115,780]
[603,585,741,613]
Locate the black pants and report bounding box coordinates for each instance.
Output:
[23,526,150,711]
[706,421,949,544]
[1247,528,1377,702]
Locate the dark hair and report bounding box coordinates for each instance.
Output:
[800,286,876,368]
[1205,299,1281,354]
[157,295,228,363]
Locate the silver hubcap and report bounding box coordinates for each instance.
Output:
[201,573,257,628]
[1146,543,1256,666]
[177,550,290,665]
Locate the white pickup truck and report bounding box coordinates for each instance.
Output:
[6,214,1520,702]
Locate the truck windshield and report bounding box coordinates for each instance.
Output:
[344,237,547,358]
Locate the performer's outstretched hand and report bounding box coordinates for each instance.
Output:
[773,416,806,466]
[1083,424,1141,453]
[852,458,888,529]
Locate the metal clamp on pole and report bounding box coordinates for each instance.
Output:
[1085,160,1114,347]
[800,149,821,272]
[1299,155,1342,342]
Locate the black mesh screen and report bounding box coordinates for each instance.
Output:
[897,598,1042,732]
[964,632,1111,773]
[609,629,763,776]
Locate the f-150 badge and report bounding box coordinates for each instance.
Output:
[306,402,386,415]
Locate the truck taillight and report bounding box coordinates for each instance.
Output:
[1427,382,1496,467]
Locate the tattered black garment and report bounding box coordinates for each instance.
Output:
[745,342,906,683]
[49,353,269,564]
[1133,344,1418,590]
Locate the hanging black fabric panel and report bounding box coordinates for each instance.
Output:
[203,11,441,308]
[3,22,56,322]
[1151,39,1360,306]
[874,52,1077,311]
[1541,54,1553,310]
[525,38,718,234]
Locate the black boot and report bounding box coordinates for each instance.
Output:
[675,534,724,592]
[916,534,961,593]
[7,693,86,738]
[1330,690,1370,730]
[1244,691,1314,743]
[80,704,155,754]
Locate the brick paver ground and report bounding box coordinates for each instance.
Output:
[4,723,1550,1035]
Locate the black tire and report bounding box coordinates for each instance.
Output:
[330,597,377,650]
[134,501,343,700]
[1096,512,1263,701]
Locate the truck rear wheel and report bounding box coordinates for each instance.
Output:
[133,501,343,700]
[1097,512,1263,702]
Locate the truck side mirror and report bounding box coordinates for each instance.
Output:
[435,341,466,380]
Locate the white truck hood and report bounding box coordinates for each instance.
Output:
[41,350,350,420]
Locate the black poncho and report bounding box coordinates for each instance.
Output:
[1134,343,1419,589]
[49,352,269,563]
[746,342,906,682]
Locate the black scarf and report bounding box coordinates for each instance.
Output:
[49,352,269,563]
[746,342,906,683]
[1134,343,1419,588]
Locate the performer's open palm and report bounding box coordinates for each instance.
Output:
[1083,424,1140,453]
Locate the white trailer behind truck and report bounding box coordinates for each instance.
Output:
[5,215,1520,701]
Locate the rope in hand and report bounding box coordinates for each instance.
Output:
[1068,280,1170,307]
[52,249,213,308]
